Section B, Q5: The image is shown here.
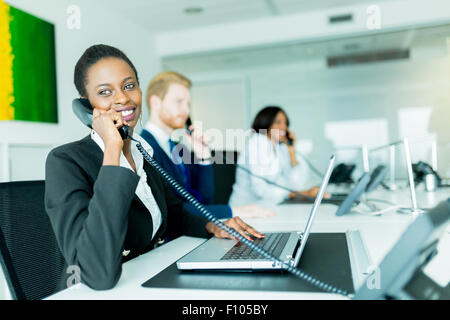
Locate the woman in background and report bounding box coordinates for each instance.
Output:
[229,106,320,206]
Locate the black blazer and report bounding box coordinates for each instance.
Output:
[45,135,210,290]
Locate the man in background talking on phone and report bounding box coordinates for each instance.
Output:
[140,71,276,219]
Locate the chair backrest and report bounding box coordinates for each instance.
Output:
[0,181,66,300]
[212,151,238,204]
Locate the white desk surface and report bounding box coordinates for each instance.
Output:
[47,187,450,300]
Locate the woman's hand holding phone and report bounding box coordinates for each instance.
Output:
[92,109,129,147]
[285,130,296,148]
[92,108,128,166]
[285,130,298,167]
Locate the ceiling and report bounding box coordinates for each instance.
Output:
[161,24,450,73]
[105,0,400,33]
[97,0,449,73]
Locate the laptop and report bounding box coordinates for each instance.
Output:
[176,155,336,271]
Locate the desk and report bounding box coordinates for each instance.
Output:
[47,188,449,300]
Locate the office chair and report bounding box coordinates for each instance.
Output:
[0,181,66,300]
[212,150,238,204]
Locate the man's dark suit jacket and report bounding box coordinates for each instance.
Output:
[140,129,232,219]
[45,136,210,290]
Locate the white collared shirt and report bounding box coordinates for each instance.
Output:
[145,122,172,159]
[229,133,311,206]
[90,129,162,240]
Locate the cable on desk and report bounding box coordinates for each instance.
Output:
[132,139,351,298]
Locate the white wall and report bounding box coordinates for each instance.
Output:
[156,0,450,57]
[0,0,160,182]
[157,0,450,181]
[190,78,250,151]
[185,42,450,180]
[249,46,449,176]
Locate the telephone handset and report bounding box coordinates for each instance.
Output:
[72,98,130,140]
[186,116,193,134]
[412,161,442,185]
[330,163,356,184]
[286,130,294,146]
[277,129,293,146]
[72,101,349,297]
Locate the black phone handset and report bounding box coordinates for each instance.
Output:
[73,101,349,297]
[286,130,294,146]
[186,116,193,134]
[72,98,130,140]
[413,161,442,186]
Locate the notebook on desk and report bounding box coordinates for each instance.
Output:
[176,155,335,271]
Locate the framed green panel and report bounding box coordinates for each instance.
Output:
[9,5,58,123]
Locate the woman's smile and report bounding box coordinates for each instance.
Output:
[116,106,137,121]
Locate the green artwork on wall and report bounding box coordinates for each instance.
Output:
[0,0,58,123]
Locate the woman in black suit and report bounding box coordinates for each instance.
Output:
[45,44,264,290]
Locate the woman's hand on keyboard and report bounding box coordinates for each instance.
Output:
[206,217,265,242]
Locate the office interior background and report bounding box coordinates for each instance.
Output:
[0,0,449,299]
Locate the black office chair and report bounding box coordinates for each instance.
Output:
[212,150,238,204]
[0,180,67,300]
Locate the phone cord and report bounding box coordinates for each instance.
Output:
[133,140,350,298]
[219,152,359,205]
[217,151,317,202]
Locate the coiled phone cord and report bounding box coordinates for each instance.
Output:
[132,139,350,297]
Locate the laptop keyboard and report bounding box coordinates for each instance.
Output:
[220,232,291,260]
